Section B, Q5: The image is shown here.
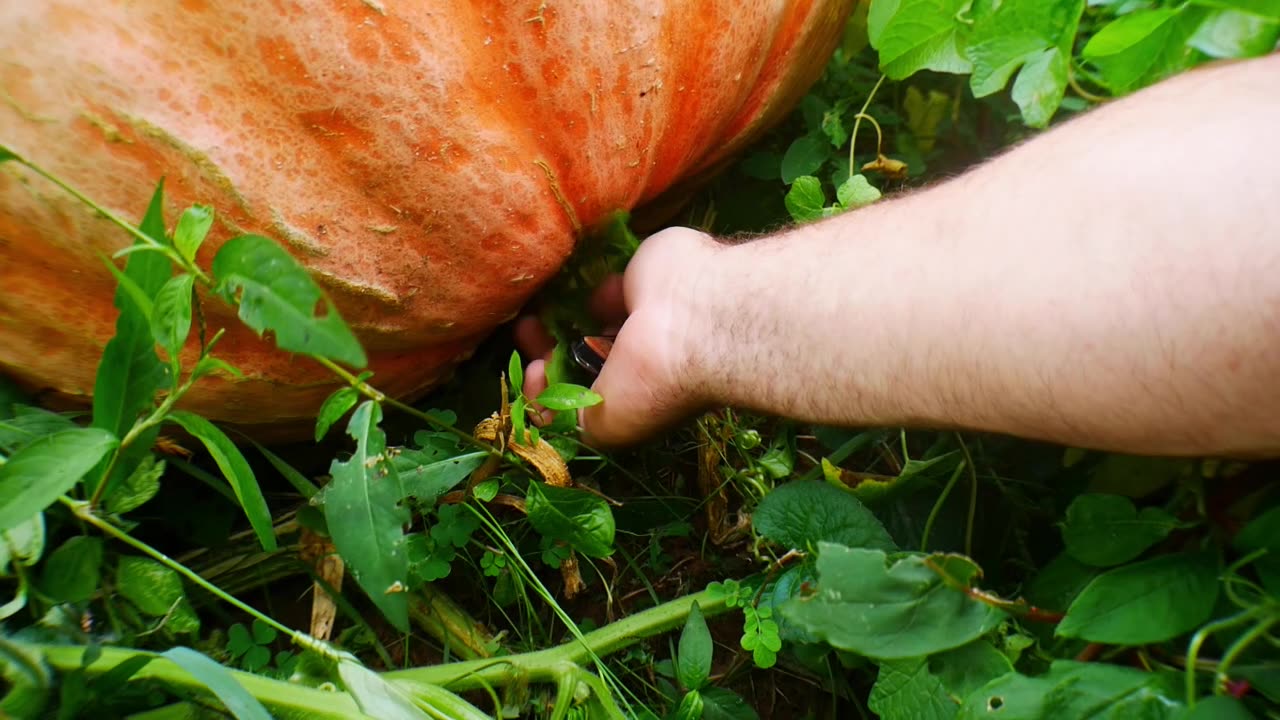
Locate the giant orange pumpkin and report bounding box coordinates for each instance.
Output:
[0,1,850,435]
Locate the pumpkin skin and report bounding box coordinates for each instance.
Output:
[0,0,851,435]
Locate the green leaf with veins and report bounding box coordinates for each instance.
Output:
[836,174,882,209]
[397,452,489,507]
[783,544,1004,660]
[322,400,411,632]
[870,662,953,719]
[160,647,271,720]
[167,412,276,553]
[1081,7,1210,94]
[211,234,367,367]
[526,482,615,558]
[173,205,214,264]
[150,273,195,362]
[785,176,828,222]
[1056,550,1219,644]
[964,0,1085,126]
[536,383,602,411]
[1060,493,1179,566]
[754,480,896,553]
[677,601,713,691]
[868,0,974,79]
[40,537,103,604]
[0,428,118,532]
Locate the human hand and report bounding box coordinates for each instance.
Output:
[515,227,720,446]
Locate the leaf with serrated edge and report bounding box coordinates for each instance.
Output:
[166,412,276,552]
[323,401,411,632]
[0,429,118,532]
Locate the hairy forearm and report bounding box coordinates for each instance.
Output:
[693,55,1280,456]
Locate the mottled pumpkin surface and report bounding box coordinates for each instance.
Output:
[0,0,850,433]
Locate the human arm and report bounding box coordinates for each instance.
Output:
[521,54,1280,457]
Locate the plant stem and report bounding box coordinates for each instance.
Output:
[848,74,887,177]
[1184,607,1264,705]
[920,460,966,552]
[1215,613,1279,696]
[29,644,367,720]
[61,497,296,641]
[386,588,728,691]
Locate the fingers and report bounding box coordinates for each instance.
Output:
[513,315,555,359]
[589,274,628,325]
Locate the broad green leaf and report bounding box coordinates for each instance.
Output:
[868,0,974,78]
[1188,7,1280,57]
[40,536,103,603]
[508,351,524,395]
[116,556,187,616]
[398,452,489,506]
[677,601,713,691]
[0,407,77,455]
[315,386,360,442]
[1060,493,1179,566]
[1082,8,1209,94]
[753,480,896,553]
[930,639,1015,700]
[782,544,1004,659]
[673,690,704,720]
[105,454,164,514]
[0,428,118,532]
[1057,551,1219,643]
[785,176,827,222]
[701,688,760,720]
[836,174,881,209]
[167,412,276,553]
[159,647,271,720]
[150,274,195,361]
[780,136,830,184]
[867,657,957,720]
[964,0,1085,126]
[92,182,170,439]
[174,205,214,263]
[474,477,499,502]
[1175,696,1256,719]
[1233,504,1280,595]
[536,383,603,411]
[323,401,411,632]
[211,234,367,368]
[958,660,1183,719]
[1010,47,1070,127]
[525,482,615,558]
